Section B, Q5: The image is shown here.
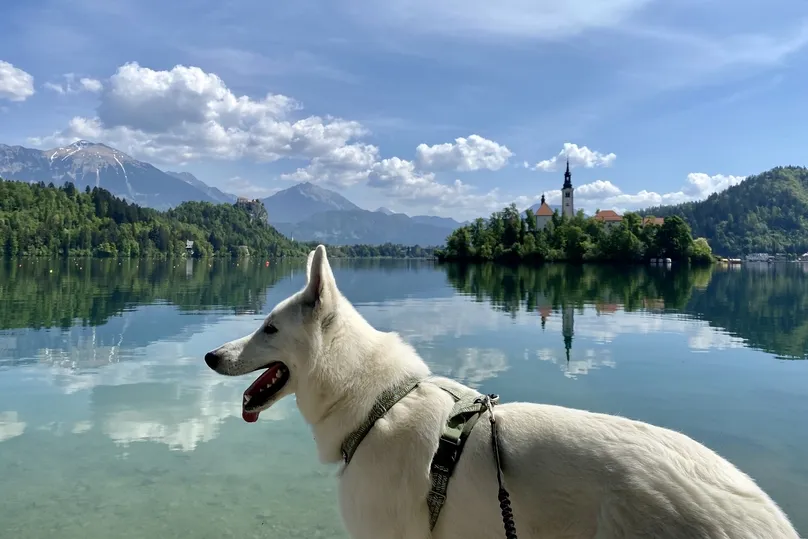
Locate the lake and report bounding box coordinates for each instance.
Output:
[1,258,807,538]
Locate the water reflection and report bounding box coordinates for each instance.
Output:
[443,262,808,360]
[1,258,807,537]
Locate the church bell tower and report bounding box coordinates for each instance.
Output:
[562,158,574,219]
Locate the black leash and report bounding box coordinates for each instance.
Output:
[477,394,518,539]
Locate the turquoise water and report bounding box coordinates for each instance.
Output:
[1,259,806,537]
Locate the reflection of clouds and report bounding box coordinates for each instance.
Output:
[360,297,510,343]
[3,283,754,453]
[428,348,509,388]
[688,326,746,352]
[72,421,93,434]
[360,296,748,386]
[0,411,26,442]
[534,348,616,379]
[15,317,287,452]
[101,379,289,452]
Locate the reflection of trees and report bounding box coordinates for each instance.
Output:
[443,262,808,360]
[0,258,294,330]
[444,263,706,317]
[687,265,808,359]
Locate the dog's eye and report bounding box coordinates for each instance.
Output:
[264,323,278,335]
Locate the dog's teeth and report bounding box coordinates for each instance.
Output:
[244,395,251,403]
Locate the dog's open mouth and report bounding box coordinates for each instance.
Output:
[242,362,289,423]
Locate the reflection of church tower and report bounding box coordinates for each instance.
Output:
[562,302,574,362]
[562,158,574,219]
[538,305,552,330]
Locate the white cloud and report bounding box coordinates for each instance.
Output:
[30,62,367,166]
[79,77,103,93]
[349,0,652,41]
[533,142,617,172]
[415,134,513,171]
[29,62,520,215]
[542,172,747,213]
[0,60,35,102]
[44,73,103,95]
[280,143,380,187]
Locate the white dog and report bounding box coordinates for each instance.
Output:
[205,245,800,539]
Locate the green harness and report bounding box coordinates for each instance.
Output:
[339,376,495,530]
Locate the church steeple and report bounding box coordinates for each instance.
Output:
[540,193,546,204]
[561,157,574,218]
[563,158,572,189]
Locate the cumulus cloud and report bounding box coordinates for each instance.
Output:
[542,172,747,213]
[280,143,380,187]
[415,134,513,171]
[0,60,35,102]
[532,142,617,171]
[44,73,103,95]
[28,62,523,213]
[30,62,367,165]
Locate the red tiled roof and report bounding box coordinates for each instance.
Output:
[643,217,665,226]
[594,210,622,222]
[535,203,554,217]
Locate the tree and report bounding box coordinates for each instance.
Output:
[436,203,709,266]
[655,216,694,261]
[689,237,713,265]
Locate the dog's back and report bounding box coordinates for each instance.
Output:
[340,376,799,539]
[440,400,799,539]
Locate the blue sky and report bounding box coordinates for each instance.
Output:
[1,0,806,220]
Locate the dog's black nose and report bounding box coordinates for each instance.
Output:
[204,352,220,370]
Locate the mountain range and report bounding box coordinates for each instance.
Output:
[0,140,464,246]
[0,141,217,210]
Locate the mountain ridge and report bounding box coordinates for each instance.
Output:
[272,208,454,246]
[261,181,361,223]
[165,171,236,204]
[0,140,217,210]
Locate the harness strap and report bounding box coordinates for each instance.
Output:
[338,376,499,532]
[340,376,424,464]
[426,383,495,530]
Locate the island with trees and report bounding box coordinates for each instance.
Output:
[436,203,713,265]
[0,179,435,259]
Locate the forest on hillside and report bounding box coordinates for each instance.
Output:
[640,166,808,256]
[0,179,435,258]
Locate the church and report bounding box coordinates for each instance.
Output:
[534,158,574,229]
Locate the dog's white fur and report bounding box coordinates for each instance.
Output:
[207,245,800,539]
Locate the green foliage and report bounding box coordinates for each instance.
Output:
[689,237,713,265]
[640,166,808,256]
[436,203,708,265]
[0,179,436,259]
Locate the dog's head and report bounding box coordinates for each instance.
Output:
[204,244,341,423]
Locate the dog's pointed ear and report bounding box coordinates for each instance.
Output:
[305,249,316,281]
[303,244,337,308]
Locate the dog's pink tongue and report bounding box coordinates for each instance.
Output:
[242,410,260,423]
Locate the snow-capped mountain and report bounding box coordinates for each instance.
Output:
[0,140,219,209]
